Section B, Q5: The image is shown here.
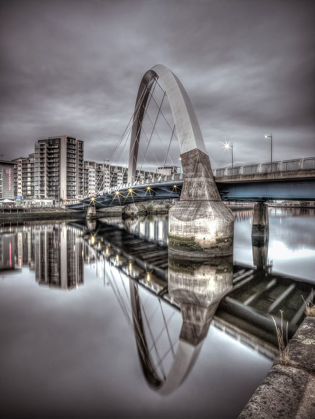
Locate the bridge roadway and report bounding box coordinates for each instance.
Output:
[68,165,315,210]
[71,219,313,361]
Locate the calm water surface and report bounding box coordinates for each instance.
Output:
[0,208,314,418]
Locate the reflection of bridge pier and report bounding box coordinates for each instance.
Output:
[169,257,233,346]
[252,234,269,270]
[130,255,233,395]
[251,202,269,270]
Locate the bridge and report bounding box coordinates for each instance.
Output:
[69,156,315,211]
[68,64,314,259]
[71,218,313,394]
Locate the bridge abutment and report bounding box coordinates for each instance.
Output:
[169,149,234,259]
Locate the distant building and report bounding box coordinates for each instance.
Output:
[156,166,179,176]
[0,160,15,200]
[34,136,84,200]
[12,153,35,199]
[83,161,155,195]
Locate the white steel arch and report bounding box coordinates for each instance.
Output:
[128,64,208,183]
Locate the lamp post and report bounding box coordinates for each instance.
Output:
[224,142,234,168]
[264,133,273,166]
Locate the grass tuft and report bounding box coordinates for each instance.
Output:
[271,311,290,365]
[302,289,315,317]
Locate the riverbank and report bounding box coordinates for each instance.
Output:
[0,210,86,221]
[239,314,315,418]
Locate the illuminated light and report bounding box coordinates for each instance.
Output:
[91,236,95,245]
[128,188,133,194]
[115,191,120,195]
[91,197,95,202]
[146,272,151,282]
[173,184,177,188]
[146,186,151,191]
[223,141,232,150]
[106,247,109,255]
[116,254,119,260]
[179,157,182,161]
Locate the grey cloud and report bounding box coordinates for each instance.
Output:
[0,0,314,166]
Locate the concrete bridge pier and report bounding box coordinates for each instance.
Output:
[86,206,97,220]
[168,149,234,260]
[252,202,269,238]
[122,203,139,218]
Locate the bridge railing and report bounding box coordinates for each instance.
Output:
[212,157,315,178]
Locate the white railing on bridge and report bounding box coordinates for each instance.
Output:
[212,157,315,177]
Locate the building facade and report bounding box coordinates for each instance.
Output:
[0,160,15,200]
[34,136,84,200]
[83,161,156,196]
[156,166,179,176]
[12,153,35,199]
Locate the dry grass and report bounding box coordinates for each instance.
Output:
[302,289,315,317]
[272,310,290,365]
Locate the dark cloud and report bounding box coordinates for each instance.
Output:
[0,0,314,168]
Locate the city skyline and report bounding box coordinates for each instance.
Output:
[1,0,314,169]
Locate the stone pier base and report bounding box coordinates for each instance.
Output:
[122,203,139,218]
[169,200,234,259]
[168,148,234,260]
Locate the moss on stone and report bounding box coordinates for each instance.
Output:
[215,236,233,244]
[169,234,204,252]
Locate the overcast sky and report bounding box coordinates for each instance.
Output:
[1,0,314,168]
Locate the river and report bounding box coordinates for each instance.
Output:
[0,208,314,418]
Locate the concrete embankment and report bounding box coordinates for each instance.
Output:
[238,315,315,418]
[0,210,86,221]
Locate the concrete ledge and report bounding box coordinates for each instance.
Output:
[286,316,315,374]
[239,316,315,418]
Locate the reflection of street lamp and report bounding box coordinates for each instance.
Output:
[223,142,234,168]
[264,133,273,165]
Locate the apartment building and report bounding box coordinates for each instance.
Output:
[12,154,35,199]
[83,161,156,196]
[34,136,84,200]
[156,166,179,176]
[0,160,15,200]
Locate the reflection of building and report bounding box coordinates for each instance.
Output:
[0,160,15,200]
[123,216,169,245]
[0,232,17,271]
[34,224,84,289]
[34,136,84,200]
[0,223,84,289]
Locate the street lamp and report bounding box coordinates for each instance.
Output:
[264,133,273,165]
[223,142,234,168]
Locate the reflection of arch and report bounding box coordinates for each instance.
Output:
[128,64,208,183]
[129,281,204,395]
[129,257,233,395]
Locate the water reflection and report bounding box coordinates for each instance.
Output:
[0,223,84,289]
[1,212,314,396]
[131,256,233,395]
